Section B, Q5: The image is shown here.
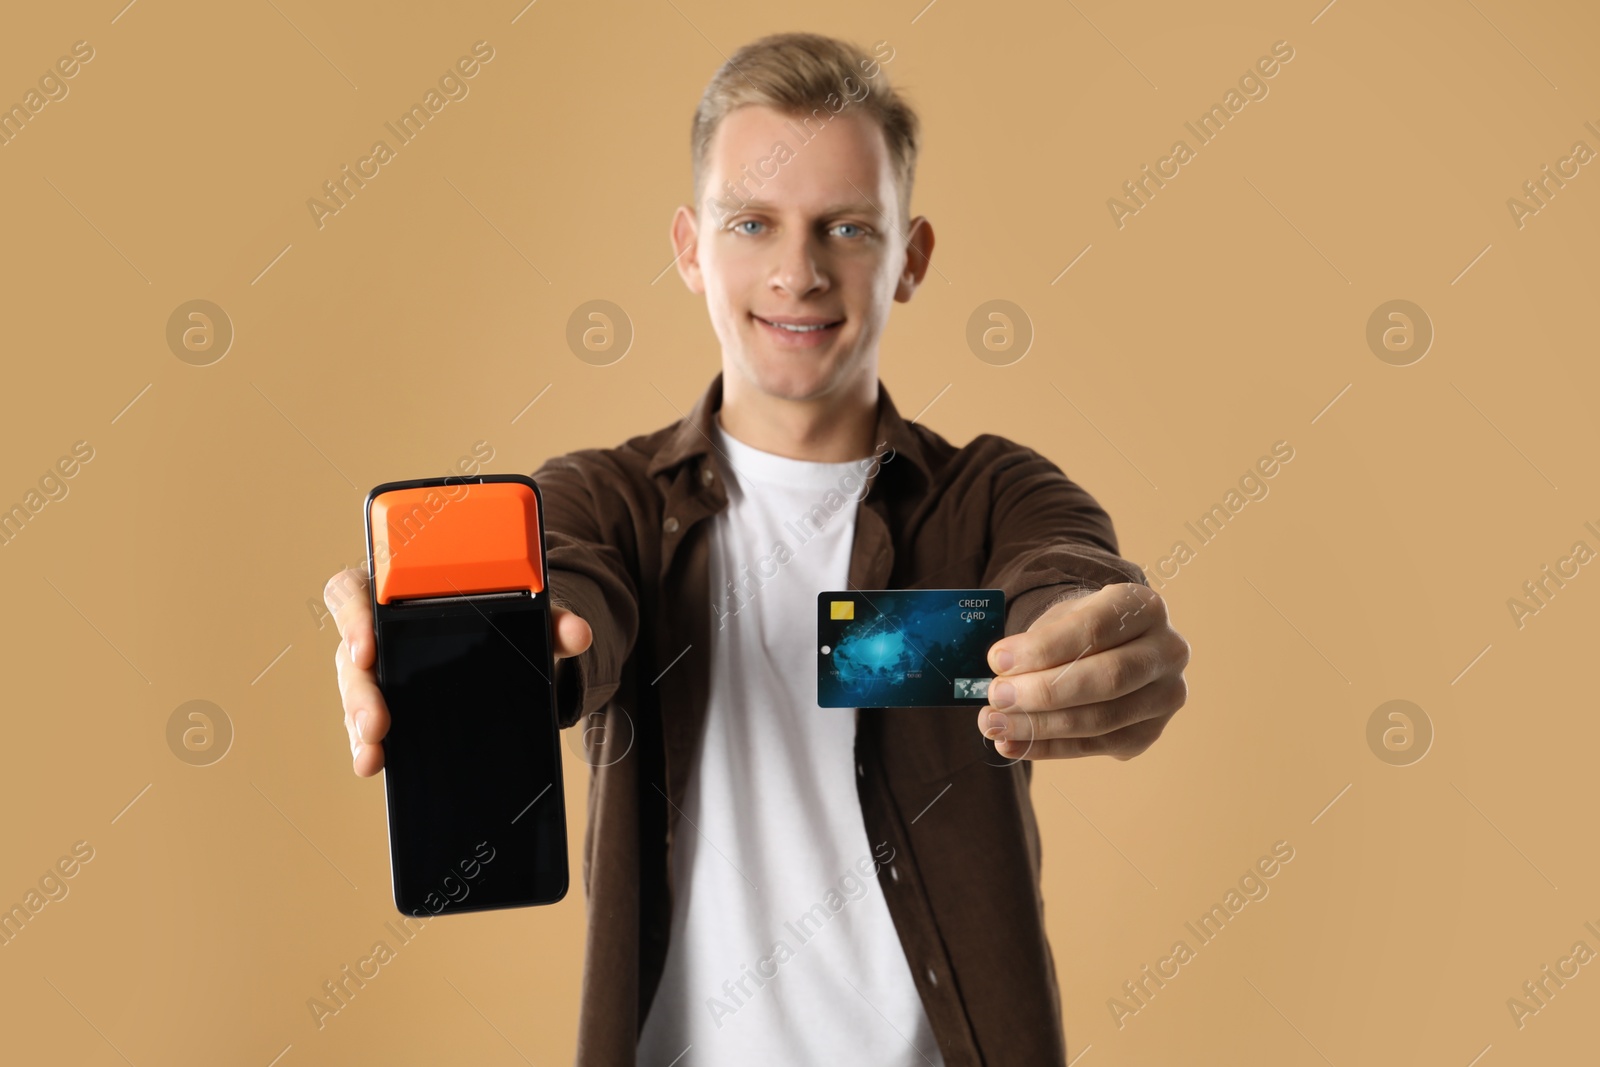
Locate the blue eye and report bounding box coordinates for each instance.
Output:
[730,220,870,238]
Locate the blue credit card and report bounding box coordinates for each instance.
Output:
[817,589,1006,708]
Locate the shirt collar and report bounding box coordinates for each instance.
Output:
[646,370,933,492]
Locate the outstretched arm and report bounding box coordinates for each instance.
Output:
[975,445,1190,760]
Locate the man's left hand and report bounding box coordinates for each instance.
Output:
[977,583,1190,760]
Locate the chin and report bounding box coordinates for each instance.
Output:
[736,349,854,402]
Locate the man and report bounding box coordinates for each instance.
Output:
[327,31,1189,1066]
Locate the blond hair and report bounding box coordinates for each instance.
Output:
[690,32,920,227]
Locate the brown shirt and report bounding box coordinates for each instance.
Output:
[534,371,1147,1066]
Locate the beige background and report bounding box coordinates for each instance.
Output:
[1,0,1596,1063]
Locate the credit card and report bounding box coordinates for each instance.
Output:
[817,589,1006,708]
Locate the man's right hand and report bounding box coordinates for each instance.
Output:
[324,567,595,778]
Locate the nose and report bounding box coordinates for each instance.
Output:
[768,229,829,299]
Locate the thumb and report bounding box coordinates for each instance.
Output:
[552,607,593,661]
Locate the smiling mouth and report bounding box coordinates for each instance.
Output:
[752,314,844,334]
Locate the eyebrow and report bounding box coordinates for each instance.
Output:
[721,198,884,218]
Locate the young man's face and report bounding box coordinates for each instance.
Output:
[672,104,934,403]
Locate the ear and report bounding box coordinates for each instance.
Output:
[670,205,704,293]
[894,215,936,303]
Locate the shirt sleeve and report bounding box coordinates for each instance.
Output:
[977,442,1149,638]
[532,450,642,730]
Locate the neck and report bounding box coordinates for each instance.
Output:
[717,367,879,462]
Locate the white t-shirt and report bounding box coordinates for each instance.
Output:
[636,415,944,1066]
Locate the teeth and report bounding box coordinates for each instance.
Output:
[762,318,834,332]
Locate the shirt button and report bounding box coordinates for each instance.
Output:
[889,865,899,884]
[926,967,939,987]
[701,467,715,485]
[664,516,680,534]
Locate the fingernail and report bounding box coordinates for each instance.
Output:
[356,711,370,744]
[991,681,1015,708]
[993,648,1014,673]
[985,710,1009,739]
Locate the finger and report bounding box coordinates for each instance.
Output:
[993,712,1173,761]
[353,741,385,778]
[980,673,1185,742]
[325,568,375,669]
[989,583,1166,677]
[334,638,391,746]
[988,630,1170,714]
[552,608,593,661]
